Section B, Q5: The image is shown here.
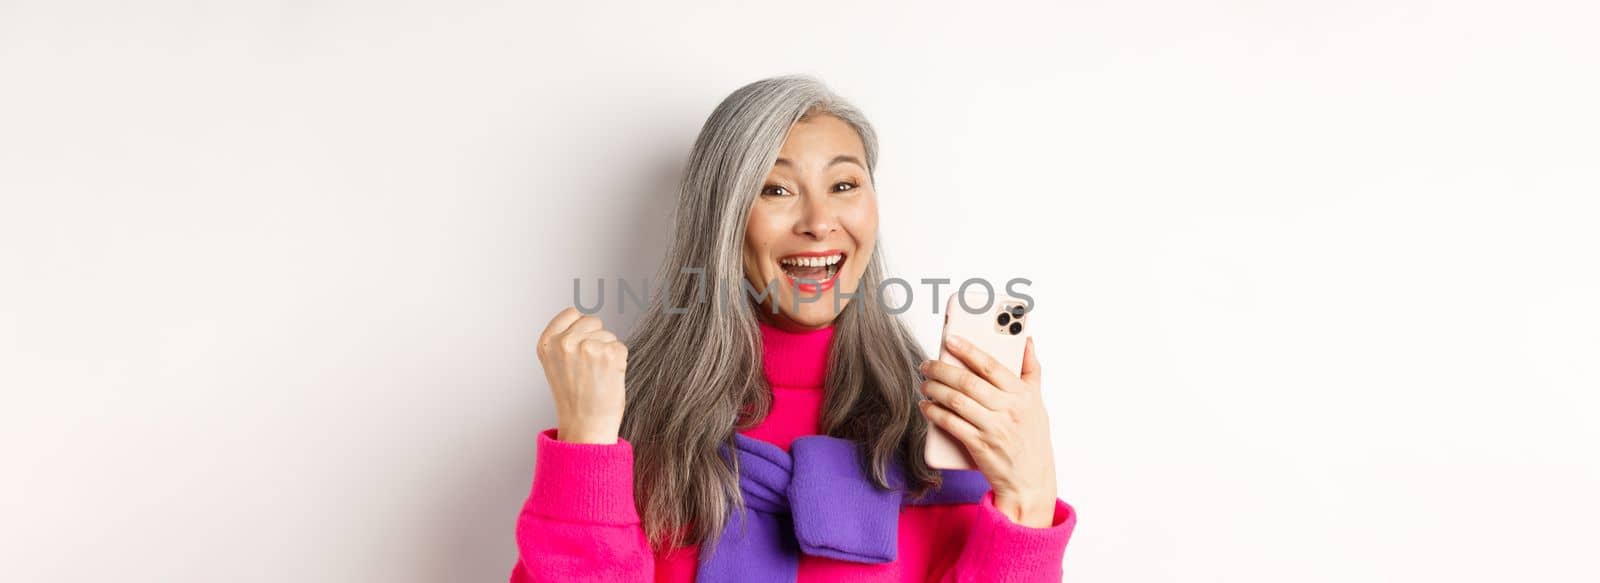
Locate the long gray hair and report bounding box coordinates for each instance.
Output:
[620,74,939,553]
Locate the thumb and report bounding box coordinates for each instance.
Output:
[1020,336,1042,383]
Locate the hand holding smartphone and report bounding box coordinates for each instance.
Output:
[922,291,1032,470]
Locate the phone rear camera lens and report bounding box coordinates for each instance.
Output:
[1008,322,1022,335]
[997,313,1011,326]
[1010,305,1025,317]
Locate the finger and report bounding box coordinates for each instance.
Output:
[928,361,998,408]
[944,334,1025,392]
[577,329,627,366]
[1020,336,1041,384]
[577,336,622,362]
[555,317,605,355]
[919,400,985,451]
[562,315,604,338]
[576,333,624,368]
[919,380,1001,431]
[921,359,1004,405]
[576,329,619,345]
[538,307,584,355]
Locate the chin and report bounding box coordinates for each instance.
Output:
[779,305,844,328]
[768,285,858,329]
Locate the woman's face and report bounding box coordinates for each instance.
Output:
[742,113,879,331]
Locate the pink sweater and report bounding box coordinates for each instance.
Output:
[508,321,1076,582]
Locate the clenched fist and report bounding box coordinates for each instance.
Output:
[537,307,628,444]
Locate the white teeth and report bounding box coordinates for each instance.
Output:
[779,254,843,267]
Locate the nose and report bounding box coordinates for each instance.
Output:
[794,192,837,240]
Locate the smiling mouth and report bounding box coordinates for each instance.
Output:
[778,252,845,293]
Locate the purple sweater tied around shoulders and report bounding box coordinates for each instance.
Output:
[694,432,992,583]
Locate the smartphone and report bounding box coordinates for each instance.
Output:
[923,291,1032,470]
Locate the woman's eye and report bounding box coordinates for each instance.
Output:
[763,181,857,196]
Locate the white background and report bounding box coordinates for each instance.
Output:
[3,1,1597,581]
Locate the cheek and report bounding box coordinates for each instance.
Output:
[741,235,766,276]
[743,209,781,273]
[839,196,880,245]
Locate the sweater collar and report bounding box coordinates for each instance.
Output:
[758,320,835,388]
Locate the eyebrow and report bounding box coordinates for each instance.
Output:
[774,154,865,170]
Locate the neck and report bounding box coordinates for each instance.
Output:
[756,309,834,333]
[758,319,835,388]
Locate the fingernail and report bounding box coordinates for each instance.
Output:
[947,334,966,348]
[918,359,931,373]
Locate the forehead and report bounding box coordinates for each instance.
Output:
[776,114,866,164]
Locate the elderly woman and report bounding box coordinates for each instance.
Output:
[509,75,1075,582]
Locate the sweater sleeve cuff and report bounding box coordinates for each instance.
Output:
[527,427,640,525]
[957,490,1076,577]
